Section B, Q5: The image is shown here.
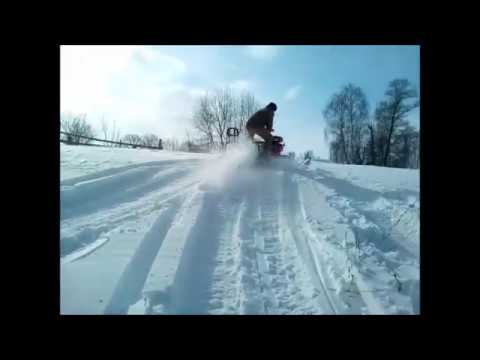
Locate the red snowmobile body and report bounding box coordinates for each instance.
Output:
[251,134,285,157]
[262,135,284,156]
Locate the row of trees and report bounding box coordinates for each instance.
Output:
[61,81,420,168]
[60,88,261,152]
[101,118,122,144]
[193,89,262,151]
[61,114,163,149]
[60,113,96,144]
[60,113,199,152]
[324,79,419,168]
[122,133,160,147]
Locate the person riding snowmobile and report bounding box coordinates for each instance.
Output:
[246,102,277,153]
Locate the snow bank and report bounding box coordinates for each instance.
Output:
[60,143,216,181]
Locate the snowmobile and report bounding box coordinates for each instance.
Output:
[226,127,286,159]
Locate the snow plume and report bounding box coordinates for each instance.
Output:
[198,138,257,190]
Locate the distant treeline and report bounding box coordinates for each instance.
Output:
[60,79,420,168]
[324,79,419,169]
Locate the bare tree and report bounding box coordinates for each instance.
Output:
[163,139,172,151]
[163,138,181,151]
[185,129,193,151]
[61,113,95,144]
[358,125,371,165]
[112,120,122,146]
[192,88,262,151]
[324,93,348,163]
[329,140,339,162]
[324,84,369,164]
[412,131,420,169]
[101,116,109,141]
[123,134,143,147]
[376,79,419,167]
[345,84,369,164]
[236,91,260,134]
[211,88,236,150]
[142,134,159,147]
[366,121,376,165]
[192,88,237,150]
[389,124,419,168]
[98,117,122,146]
[193,94,216,150]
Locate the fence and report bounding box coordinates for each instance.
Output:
[60,131,163,150]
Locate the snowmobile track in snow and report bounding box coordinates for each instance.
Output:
[61,154,419,314]
[62,162,348,314]
[104,189,201,314]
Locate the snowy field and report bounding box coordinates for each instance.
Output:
[60,142,420,315]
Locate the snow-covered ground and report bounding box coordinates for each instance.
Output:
[60,142,420,315]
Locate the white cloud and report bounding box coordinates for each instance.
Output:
[210,80,254,96]
[244,46,280,60]
[230,80,251,91]
[61,45,134,114]
[61,45,200,141]
[139,51,187,82]
[284,85,301,101]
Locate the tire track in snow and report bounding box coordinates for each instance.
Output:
[140,184,233,315]
[276,171,327,314]
[60,202,176,315]
[226,198,250,314]
[225,166,322,315]
[281,171,339,314]
[166,188,245,314]
[61,236,111,265]
[104,189,199,314]
[303,177,416,314]
[293,173,386,314]
[162,167,270,314]
[139,186,208,314]
[199,192,248,314]
[201,165,329,315]
[61,164,195,220]
[222,167,280,314]
[233,174,268,314]
[61,159,202,186]
[258,169,335,315]
[61,173,202,257]
[254,169,288,314]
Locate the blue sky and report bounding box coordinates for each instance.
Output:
[61,45,419,158]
